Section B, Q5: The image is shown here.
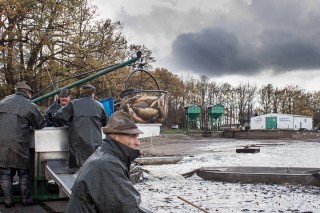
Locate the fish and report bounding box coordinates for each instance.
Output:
[150,99,159,108]
[120,92,168,123]
[158,106,165,121]
[132,107,159,120]
[128,106,145,123]
[136,95,158,104]
[132,101,150,108]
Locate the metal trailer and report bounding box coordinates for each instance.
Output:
[33,127,73,199]
[34,124,162,200]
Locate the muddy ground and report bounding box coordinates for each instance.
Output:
[139,134,212,157]
[139,131,320,157]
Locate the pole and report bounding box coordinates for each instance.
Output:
[177,196,210,213]
[32,51,142,103]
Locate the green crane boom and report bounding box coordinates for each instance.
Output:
[32,51,142,103]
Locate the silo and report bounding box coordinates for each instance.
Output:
[184,104,201,130]
[207,104,224,130]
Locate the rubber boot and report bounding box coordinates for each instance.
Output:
[0,179,15,208]
[19,173,37,206]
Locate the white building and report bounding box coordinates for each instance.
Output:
[250,113,313,130]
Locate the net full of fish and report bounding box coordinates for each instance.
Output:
[120,92,168,123]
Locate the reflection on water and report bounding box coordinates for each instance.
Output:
[136,139,320,212]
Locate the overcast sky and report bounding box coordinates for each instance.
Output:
[94,0,320,91]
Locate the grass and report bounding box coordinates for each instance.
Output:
[161,129,186,134]
[161,129,203,134]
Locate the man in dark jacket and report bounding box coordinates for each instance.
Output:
[44,89,71,127]
[54,84,107,168]
[65,111,152,213]
[0,81,45,208]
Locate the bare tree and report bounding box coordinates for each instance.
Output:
[152,68,185,128]
[127,44,155,71]
[207,81,220,106]
[0,0,129,103]
[196,75,209,129]
[258,84,274,114]
[236,82,257,125]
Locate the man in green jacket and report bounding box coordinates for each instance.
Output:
[0,81,45,208]
[65,111,152,213]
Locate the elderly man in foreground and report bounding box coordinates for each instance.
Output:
[65,111,152,213]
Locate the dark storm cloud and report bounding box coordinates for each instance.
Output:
[257,30,320,71]
[169,0,320,77]
[170,26,320,76]
[114,0,320,77]
[170,27,258,76]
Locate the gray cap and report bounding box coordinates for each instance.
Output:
[16,81,33,94]
[59,89,70,97]
[103,111,143,135]
[80,84,96,95]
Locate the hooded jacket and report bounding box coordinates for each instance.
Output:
[0,91,45,169]
[54,94,107,168]
[65,136,151,213]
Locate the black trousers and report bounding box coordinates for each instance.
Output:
[0,167,33,204]
[0,167,30,181]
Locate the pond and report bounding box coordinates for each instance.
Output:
[137,139,320,213]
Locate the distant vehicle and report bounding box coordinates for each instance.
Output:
[171,124,179,129]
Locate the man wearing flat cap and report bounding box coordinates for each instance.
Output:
[65,111,152,213]
[44,89,71,127]
[54,84,107,168]
[0,81,45,208]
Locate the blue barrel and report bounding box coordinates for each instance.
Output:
[100,97,114,117]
